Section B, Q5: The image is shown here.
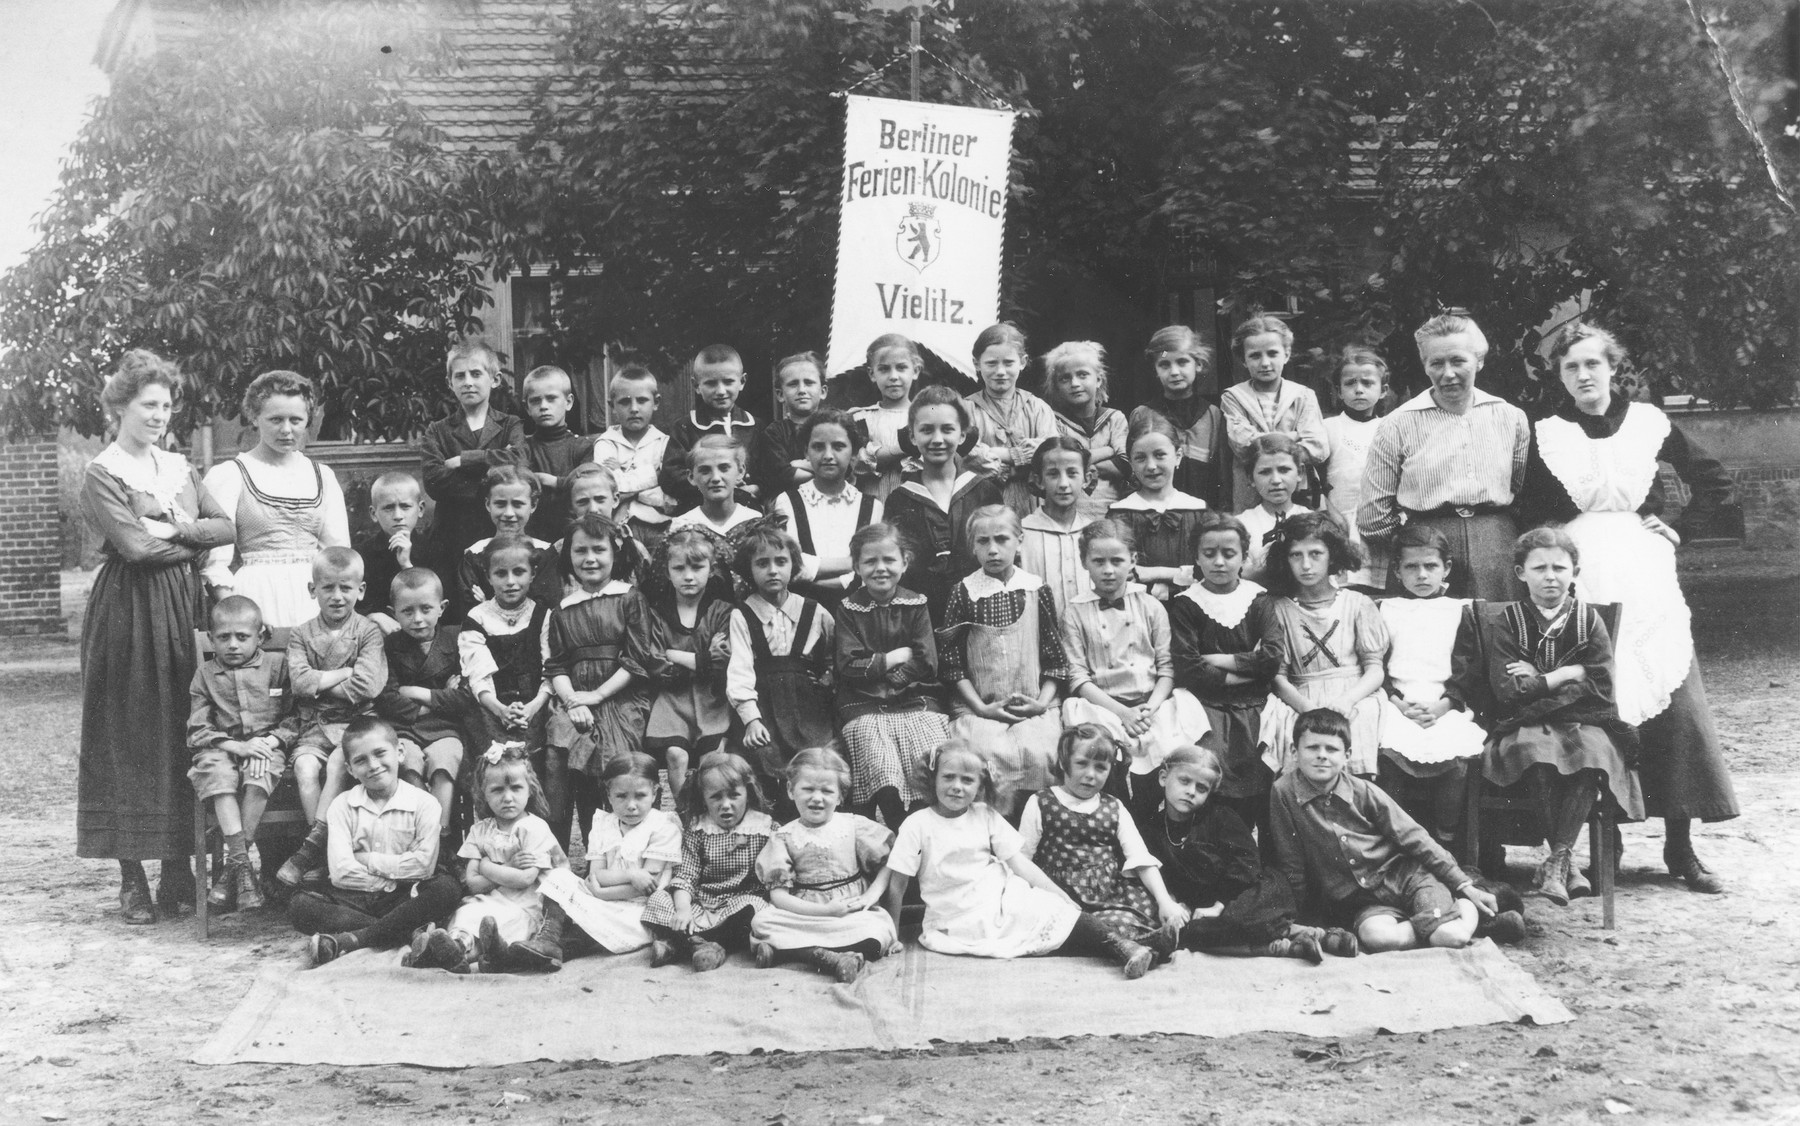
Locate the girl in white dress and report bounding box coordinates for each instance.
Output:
[750,748,900,983]
[871,740,1159,978]
[1320,346,1389,591]
[1376,525,1487,844]
[202,370,349,628]
[406,744,567,973]
[521,752,685,970]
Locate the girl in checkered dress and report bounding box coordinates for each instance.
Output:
[640,751,774,971]
[1018,725,1185,954]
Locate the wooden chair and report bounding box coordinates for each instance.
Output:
[192,626,309,940]
[1455,602,1624,931]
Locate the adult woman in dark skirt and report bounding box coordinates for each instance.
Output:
[79,350,235,923]
[1517,322,1739,893]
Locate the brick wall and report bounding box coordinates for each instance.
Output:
[0,436,65,634]
[1729,465,1800,551]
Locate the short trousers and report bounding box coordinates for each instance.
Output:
[187,745,285,801]
[1323,856,1461,939]
[640,732,728,767]
[293,721,349,766]
[399,736,464,780]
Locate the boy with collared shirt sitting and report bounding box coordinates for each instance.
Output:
[288,716,463,966]
[1270,708,1513,953]
[187,594,299,913]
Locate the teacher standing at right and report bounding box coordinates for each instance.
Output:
[1358,313,1531,600]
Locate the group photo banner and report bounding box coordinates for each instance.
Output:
[827,94,1017,379]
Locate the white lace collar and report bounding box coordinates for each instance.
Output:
[1179,578,1264,629]
[93,443,190,510]
[1109,490,1207,513]
[961,568,1044,600]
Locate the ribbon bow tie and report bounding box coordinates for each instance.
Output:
[1097,596,1129,612]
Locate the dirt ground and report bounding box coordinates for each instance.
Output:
[4,551,1800,1125]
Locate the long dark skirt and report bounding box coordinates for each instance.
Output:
[77,557,204,859]
[1637,659,1739,822]
[1183,871,1297,949]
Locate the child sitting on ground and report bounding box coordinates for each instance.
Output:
[277,546,388,888]
[1147,742,1336,960]
[872,740,1159,978]
[406,743,566,973]
[1059,518,1209,825]
[187,594,298,913]
[1270,709,1505,953]
[750,748,899,983]
[1448,526,1645,905]
[289,716,463,966]
[376,567,473,853]
[354,470,426,635]
[941,504,1069,819]
[525,752,685,969]
[640,751,776,972]
[518,364,594,542]
[1019,725,1185,958]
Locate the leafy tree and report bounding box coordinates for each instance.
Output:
[0,0,502,439]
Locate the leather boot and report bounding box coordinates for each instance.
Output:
[1098,928,1155,979]
[234,859,264,910]
[120,864,155,926]
[1533,849,1571,907]
[508,901,566,972]
[805,946,864,983]
[207,861,237,913]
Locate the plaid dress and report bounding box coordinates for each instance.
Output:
[640,810,775,931]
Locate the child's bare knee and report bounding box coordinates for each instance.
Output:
[1357,916,1418,952]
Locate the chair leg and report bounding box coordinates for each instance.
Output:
[1592,809,1615,931]
[1460,764,1483,870]
[194,798,209,942]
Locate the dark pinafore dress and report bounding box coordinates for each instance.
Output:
[465,602,550,750]
[1032,789,1159,939]
[739,596,836,785]
[785,487,876,612]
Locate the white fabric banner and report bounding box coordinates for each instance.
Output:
[827,95,1015,379]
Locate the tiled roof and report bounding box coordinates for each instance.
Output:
[405,0,569,152]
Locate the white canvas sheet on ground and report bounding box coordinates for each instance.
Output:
[195,939,1570,1067]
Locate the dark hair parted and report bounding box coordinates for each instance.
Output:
[1393,523,1454,567]
[1194,509,1252,556]
[796,407,859,450]
[971,322,1027,362]
[482,462,541,503]
[241,369,315,422]
[1144,324,1214,373]
[1078,517,1134,558]
[680,750,766,824]
[559,513,639,584]
[1292,707,1353,754]
[1512,524,1580,568]
[1239,431,1309,472]
[1261,510,1363,597]
[1231,313,1294,359]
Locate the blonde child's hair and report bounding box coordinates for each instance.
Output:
[962,502,1022,547]
[785,746,853,795]
[522,364,573,396]
[471,743,551,820]
[1055,723,1123,779]
[913,739,998,806]
[1231,313,1294,359]
[687,433,746,472]
[1331,344,1390,390]
[1144,324,1214,375]
[312,545,364,584]
[849,521,914,570]
[1041,340,1110,409]
[445,338,501,379]
[1161,742,1223,785]
[608,362,659,397]
[390,566,443,604]
[369,470,422,504]
[568,461,618,494]
[483,462,542,503]
[680,750,766,824]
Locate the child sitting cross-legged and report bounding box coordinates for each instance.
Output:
[640,751,776,972]
[405,743,567,973]
[1059,518,1210,826]
[1018,725,1185,964]
[187,595,298,913]
[1270,708,1507,953]
[522,752,685,970]
[289,716,462,966]
[1146,742,1332,962]
[871,740,1159,978]
[749,747,900,983]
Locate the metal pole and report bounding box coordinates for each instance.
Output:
[909,11,920,100]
